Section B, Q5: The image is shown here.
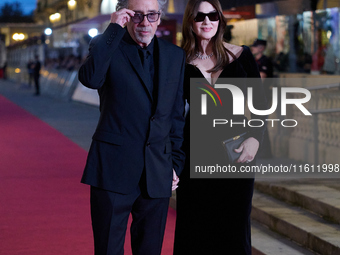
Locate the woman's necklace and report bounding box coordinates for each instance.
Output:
[196,52,214,60]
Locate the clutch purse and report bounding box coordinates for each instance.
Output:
[222,132,248,163]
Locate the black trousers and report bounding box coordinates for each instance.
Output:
[34,75,40,95]
[90,185,169,255]
[28,73,34,86]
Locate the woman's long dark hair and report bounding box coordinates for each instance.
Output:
[182,0,230,73]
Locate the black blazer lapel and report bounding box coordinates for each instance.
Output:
[155,38,169,111]
[121,42,153,101]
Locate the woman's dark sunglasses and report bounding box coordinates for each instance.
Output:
[194,12,219,22]
[131,12,161,24]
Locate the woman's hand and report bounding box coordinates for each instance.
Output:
[110,9,135,27]
[234,137,259,163]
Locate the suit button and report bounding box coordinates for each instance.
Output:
[106,41,110,44]
[146,142,151,147]
[151,117,155,121]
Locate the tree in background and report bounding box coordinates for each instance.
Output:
[0,2,33,23]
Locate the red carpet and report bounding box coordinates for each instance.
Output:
[0,95,176,254]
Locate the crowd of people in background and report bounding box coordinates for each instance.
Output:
[17,39,337,83]
[24,54,82,95]
[44,54,83,71]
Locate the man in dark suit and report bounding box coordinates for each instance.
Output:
[78,0,186,254]
[33,55,41,95]
[251,39,273,79]
[251,39,273,158]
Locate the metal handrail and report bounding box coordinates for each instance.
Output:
[310,108,340,114]
[307,83,340,91]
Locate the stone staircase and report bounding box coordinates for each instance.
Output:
[170,173,340,254]
[251,179,340,255]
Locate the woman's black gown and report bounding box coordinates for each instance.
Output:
[174,46,267,255]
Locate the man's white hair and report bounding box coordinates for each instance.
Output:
[116,0,167,13]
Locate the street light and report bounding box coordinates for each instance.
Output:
[88,28,98,38]
[49,13,61,23]
[44,28,52,45]
[68,0,77,10]
[44,28,52,36]
[100,0,118,14]
[12,33,25,41]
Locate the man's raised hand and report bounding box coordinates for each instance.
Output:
[111,9,135,27]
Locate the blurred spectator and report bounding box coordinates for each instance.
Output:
[311,29,326,73]
[43,54,82,71]
[323,43,337,74]
[33,55,41,96]
[27,60,34,87]
[297,52,312,73]
[0,39,5,79]
[251,38,273,159]
[2,61,7,80]
[251,39,274,99]
[311,46,325,73]
[274,52,289,72]
[251,39,274,79]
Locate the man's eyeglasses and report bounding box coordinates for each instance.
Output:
[131,12,161,24]
[194,12,219,22]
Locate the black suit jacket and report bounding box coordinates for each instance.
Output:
[79,23,186,198]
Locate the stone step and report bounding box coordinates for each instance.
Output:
[251,221,317,255]
[255,181,340,224]
[252,191,340,255]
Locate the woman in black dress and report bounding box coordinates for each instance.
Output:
[174,0,268,254]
